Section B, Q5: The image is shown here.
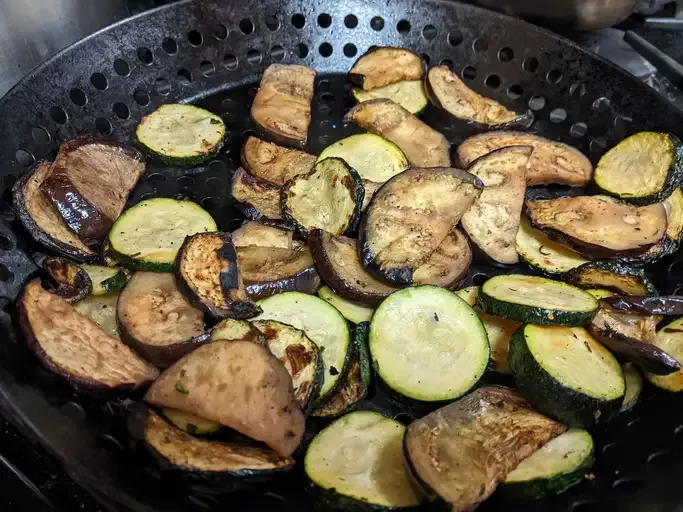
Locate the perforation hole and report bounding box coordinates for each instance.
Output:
[113,102,130,119]
[137,47,154,66]
[223,54,238,70]
[155,77,171,95]
[507,84,523,99]
[186,29,202,47]
[318,13,332,28]
[345,14,358,28]
[549,108,567,123]
[570,122,588,138]
[0,264,15,283]
[462,66,476,80]
[200,61,215,77]
[612,478,644,492]
[397,20,411,35]
[239,19,254,35]
[292,14,305,29]
[547,69,563,84]
[114,58,130,77]
[0,234,12,251]
[265,15,280,31]
[177,69,193,84]
[69,88,87,106]
[371,16,384,31]
[177,175,195,188]
[571,501,602,512]
[162,37,177,55]
[212,24,228,40]
[498,47,514,62]
[472,273,489,286]
[31,127,51,145]
[528,95,546,111]
[448,30,463,46]
[473,38,488,52]
[421,53,430,66]
[570,82,588,97]
[95,118,112,135]
[270,46,285,62]
[15,150,34,167]
[90,73,108,90]
[147,173,166,183]
[49,106,68,124]
[422,25,437,40]
[589,137,607,155]
[296,44,309,58]
[440,59,453,70]
[485,74,500,89]
[316,43,331,58]
[522,57,539,73]
[343,43,357,58]
[247,49,262,66]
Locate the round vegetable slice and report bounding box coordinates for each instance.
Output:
[646,317,683,392]
[516,216,588,275]
[318,286,374,324]
[74,292,120,340]
[352,80,428,114]
[81,264,128,295]
[621,362,643,411]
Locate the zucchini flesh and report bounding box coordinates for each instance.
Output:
[318,286,374,324]
[369,286,489,401]
[646,318,683,392]
[479,275,598,326]
[162,408,222,435]
[73,292,120,340]
[81,264,128,295]
[108,198,217,272]
[621,362,642,411]
[210,318,265,345]
[352,80,428,115]
[516,216,588,274]
[304,411,422,508]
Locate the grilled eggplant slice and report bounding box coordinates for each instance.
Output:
[602,294,683,316]
[81,264,128,295]
[361,179,382,211]
[161,408,222,436]
[174,232,260,319]
[349,47,424,90]
[145,340,305,457]
[117,272,207,368]
[231,168,283,221]
[594,132,683,205]
[240,136,316,186]
[251,64,315,147]
[40,137,145,245]
[13,162,96,261]
[646,318,683,392]
[345,99,450,168]
[412,229,472,289]
[526,195,667,258]
[232,220,295,249]
[74,292,120,340]
[621,362,642,411]
[404,386,566,512]
[516,216,588,275]
[426,66,533,129]
[42,257,92,303]
[210,318,265,345]
[352,80,428,114]
[359,167,482,286]
[19,280,158,391]
[317,286,374,324]
[457,131,593,186]
[281,157,364,236]
[461,146,531,264]
[565,260,657,295]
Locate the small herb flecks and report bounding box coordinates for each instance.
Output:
[433,313,439,322]
[175,381,189,394]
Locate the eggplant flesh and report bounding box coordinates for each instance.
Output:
[240,136,316,186]
[43,257,92,303]
[349,47,424,91]
[231,168,283,221]
[412,228,472,289]
[602,296,683,316]
[231,220,296,250]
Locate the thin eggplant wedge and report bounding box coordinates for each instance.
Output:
[251,64,315,147]
[594,132,683,205]
[40,137,145,245]
[12,162,96,261]
[457,131,593,186]
[426,66,533,129]
[526,195,667,259]
[352,80,429,114]
[281,157,364,236]
[461,146,531,264]
[344,99,450,167]
[349,47,424,90]
[359,167,482,286]
[602,295,683,316]
[231,167,283,221]
[174,232,260,319]
[240,136,316,186]
[516,216,588,275]
[117,272,207,368]
[412,228,472,289]
[404,386,566,512]
[647,318,683,392]
[565,260,657,295]
[42,257,92,303]
[210,318,265,345]
[19,280,158,391]
[145,340,305,457]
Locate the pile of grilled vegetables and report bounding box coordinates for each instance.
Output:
[11,45,683,511]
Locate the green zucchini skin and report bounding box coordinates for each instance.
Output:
[143,141,224,167]
[564,260,658,296]
[109,249,173,273]
[99,269,129,292]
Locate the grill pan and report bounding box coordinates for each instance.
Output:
[1,0,683,510]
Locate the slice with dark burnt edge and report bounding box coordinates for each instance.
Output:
[74,292,120,340]
[646,318,683,392]
[352,80,429,115]
[40,137,145,245]
[240,136,316,186]
[565,260,657,295]
[457,131,593,186]
[250,64,315,148]
[308,230,397,306]
[318,286,374,324]
[81,264,128,295]
[426,66,534,130]
[252,320,323,413]
[359,167,482,286]
[19,280,158,392]
[145,340,305,457]
[516,216,588,275]
[462,146,531,265]
[349,47,424,90]
[230,168,283,221]
[404,386,566,512]
[12,162,96,261]
[162,409,222,436]
[174,232,260,319]
[42,257,92,303]
[344,99,450,168]
[621,363,642,411]
[360,179,382,212]
[117,272,207,368]
[601,294,683,316]
[210,318,265,345]
[587,289,660,345]
[144,409,294,479]
[412,228,472,289]
[526,195,667,259]
[594,132,683,205]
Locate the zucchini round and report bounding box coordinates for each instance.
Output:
[621,362,643,411]
[564,260,657,296]
[318,286,374,324]
[81,264,128,295]
[73,292,120,340]
[646,318,683,392]
[352,80,429,115]
[162,408,222,436]
[210,318,265,345]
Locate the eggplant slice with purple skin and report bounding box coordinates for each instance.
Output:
[174,231,261,319]
[42,257,92,303]
[39,137,145,246]
[349,47,424,90]
[230,167,283,221]
[426,65,534,130]
[19,279,158,392]
[240,136,316,186]
[602,295,683,316]
[411,228,472,289]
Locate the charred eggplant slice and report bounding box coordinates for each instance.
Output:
[345,99,450,168]
[412,229,472,289]
[404,387,566,511]
[231,220,295,249]
[565,260,657,295]
[462,146,531,264]
[426,66,533,129]
[602,294,683,316]
[281,157,364,236]
[359,167,482,286]
[162,408,222,436]
[349,47,424,90]
[457,131,593,186]
[145,340,305,457]
[117,272,207,368]
[81,264,128,295]
[352,80,429,114]
[42,257,92,303]
[230,168,283,221]
[361,179,382,212]
[40,137,145,245]
[317,286,374,324]
[241,136,316,186]
[210,318,265,345]
[646,318,683,392]
[74,292,120,340]
[526,195,667,258]
[594,132,683,205]
[516,216,588,275]
[19,280,158,391]
[251,64,315,147]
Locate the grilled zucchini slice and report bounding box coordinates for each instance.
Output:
[349,47,424,90]
[81,264,128,295]
[352,80,428,114]
[240,136,316,186]
[317,286,374,324]
[516,216,588,275]
[621,363,643,411]
[231,168,283,221]
[162,408,222,436]
[210,318,265,345]
[73,292,120,340]
[646,318,683,392]
[565,260,657,295]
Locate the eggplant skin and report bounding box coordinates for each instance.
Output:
[244,266,320,301]
[349,46,425,90]
[118,324,210,369]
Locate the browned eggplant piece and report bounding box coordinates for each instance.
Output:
[230,168,283,221]
[349,47,424,90]
[231,220,296,249]
[240,136,316,186]
[461,146,531,264]
[145,340,305,457]
[426,66,533,129]
[602,295,683,316]
[12,162,96,261]
[412,229,472,288]
[457,131,593,186]
[404,386,566,512]
[174,232,260,319]
[526,195,667,258]
[565,261,657,295]
[18,279,158,391]
[210,318,266,345]
[117,272,207,368]
[361,180,382,211]
[344,99,450,168]
[359,167,482,285]
[250,64,315,148]
[42,257,92,303]
[39,137,145,245]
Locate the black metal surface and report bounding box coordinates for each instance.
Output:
[1,0,683,510]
